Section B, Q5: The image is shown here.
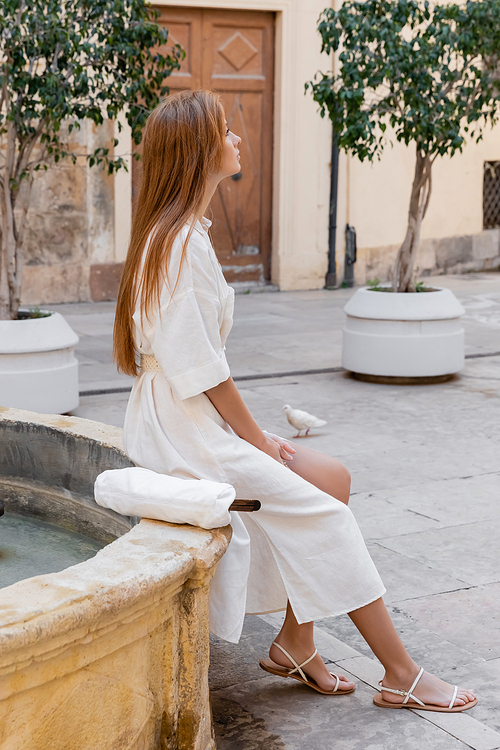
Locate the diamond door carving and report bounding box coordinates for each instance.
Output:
[218,32,258,71]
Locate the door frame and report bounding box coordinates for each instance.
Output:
[114,0,333,290]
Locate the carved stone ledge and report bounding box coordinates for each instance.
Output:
[0,408,230,750]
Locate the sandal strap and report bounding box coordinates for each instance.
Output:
[272,642,318,683]
[378,666,426,707]
[329,673,340,692]
[448,685,458,710]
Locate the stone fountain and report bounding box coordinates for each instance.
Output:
[0,407,229,750]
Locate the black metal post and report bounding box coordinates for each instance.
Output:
[343,224,357,288]
[325,135,339,288]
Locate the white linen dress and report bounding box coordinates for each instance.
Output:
[123,218,385,643]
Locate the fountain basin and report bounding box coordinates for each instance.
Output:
[0,407,230,750]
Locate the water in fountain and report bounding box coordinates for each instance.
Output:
[0,511,103,589]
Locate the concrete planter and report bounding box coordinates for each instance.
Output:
[342,287,465,378]
[0,310,79,414]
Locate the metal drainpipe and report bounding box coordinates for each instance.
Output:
[325,134,339,288]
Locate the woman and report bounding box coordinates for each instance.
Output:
[114,90,476,711]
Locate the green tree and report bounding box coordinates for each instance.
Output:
[307,0,500,292]
[0,0,182,319]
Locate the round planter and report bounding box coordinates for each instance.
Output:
[342,287,465,379]
[0,310,79,413]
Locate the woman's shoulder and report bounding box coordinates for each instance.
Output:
[170,219,211,258]
[162,220,219,303]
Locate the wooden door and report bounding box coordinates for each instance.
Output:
[148,7,275,283]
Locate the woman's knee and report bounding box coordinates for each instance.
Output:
[331,462,351,505]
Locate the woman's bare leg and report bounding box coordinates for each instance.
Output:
[269,444,354,691]
[272,598,476,703]
[271,446,476,704]
[348,598,475,706]
[286,442,351,505]
[270,602,355,692]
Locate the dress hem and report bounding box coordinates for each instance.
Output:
[245,587,386,623]
[212,588,386,644]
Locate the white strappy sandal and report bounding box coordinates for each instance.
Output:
[373,666,477,712]
[259,641,355,696]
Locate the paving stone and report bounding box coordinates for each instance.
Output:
[349,493,442,540]
[211,676,473,750]
[396,584,500,662]
[366,543,471,604]
[412,711,500,750]
[209,616,277,691]
[363,473,500,529]
[73,392,130,428]
[438,658,500,735]
[377,518,500,587]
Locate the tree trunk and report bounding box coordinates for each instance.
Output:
[0,119,36,319]
[0,118,22,320]
[0,183,21,320]
[0,220,10,320]
[392,148,433,293]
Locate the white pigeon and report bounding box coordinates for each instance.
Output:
[282,404,327,437]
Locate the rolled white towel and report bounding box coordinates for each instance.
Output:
[94,467,236,530]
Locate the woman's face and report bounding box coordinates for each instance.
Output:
[218,123,241,180]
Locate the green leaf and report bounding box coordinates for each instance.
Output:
[0,0,183,178]
[307,0,500,161]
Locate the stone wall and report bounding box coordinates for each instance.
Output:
[353,228,500,286]
[20,122,122,306]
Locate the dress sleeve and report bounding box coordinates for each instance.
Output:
[152,289,230,400]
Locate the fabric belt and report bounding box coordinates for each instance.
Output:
[140,354,162,372]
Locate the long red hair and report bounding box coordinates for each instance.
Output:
[113,90,226,376]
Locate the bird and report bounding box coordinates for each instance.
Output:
[282,404,327,437]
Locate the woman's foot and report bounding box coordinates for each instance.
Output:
[269,638,355,693]
[381,666,476,709]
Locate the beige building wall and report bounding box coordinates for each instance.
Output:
[21,0,500,304]
[335,124,500,287]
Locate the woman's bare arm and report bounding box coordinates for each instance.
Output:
[205,377,292,463]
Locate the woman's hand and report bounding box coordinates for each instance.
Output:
[260,435,288,465]
[204,378,294,466]
[263,431,296,463]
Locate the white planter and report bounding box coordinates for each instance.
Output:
[0,311,79,413]
[342,287,465,378]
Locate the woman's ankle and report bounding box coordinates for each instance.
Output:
[272,634,315,658]
[383,661,420,688]
[269,634,315,663]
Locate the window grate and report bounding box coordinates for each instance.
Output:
[483,161,500,229]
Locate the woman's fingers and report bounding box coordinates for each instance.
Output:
[261,433,295,463]
[263,436,284,463]
[263,431,296,455]
[280,440,296,454]
[278,444,295,461]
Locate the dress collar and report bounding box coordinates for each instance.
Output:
[190,216,212,235]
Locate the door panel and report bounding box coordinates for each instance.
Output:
[202,10,273,282]
[154,7,202,91]
[146,7,274,282]
[211,91,262,268]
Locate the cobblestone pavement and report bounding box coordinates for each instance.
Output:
[55,272,500,750]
